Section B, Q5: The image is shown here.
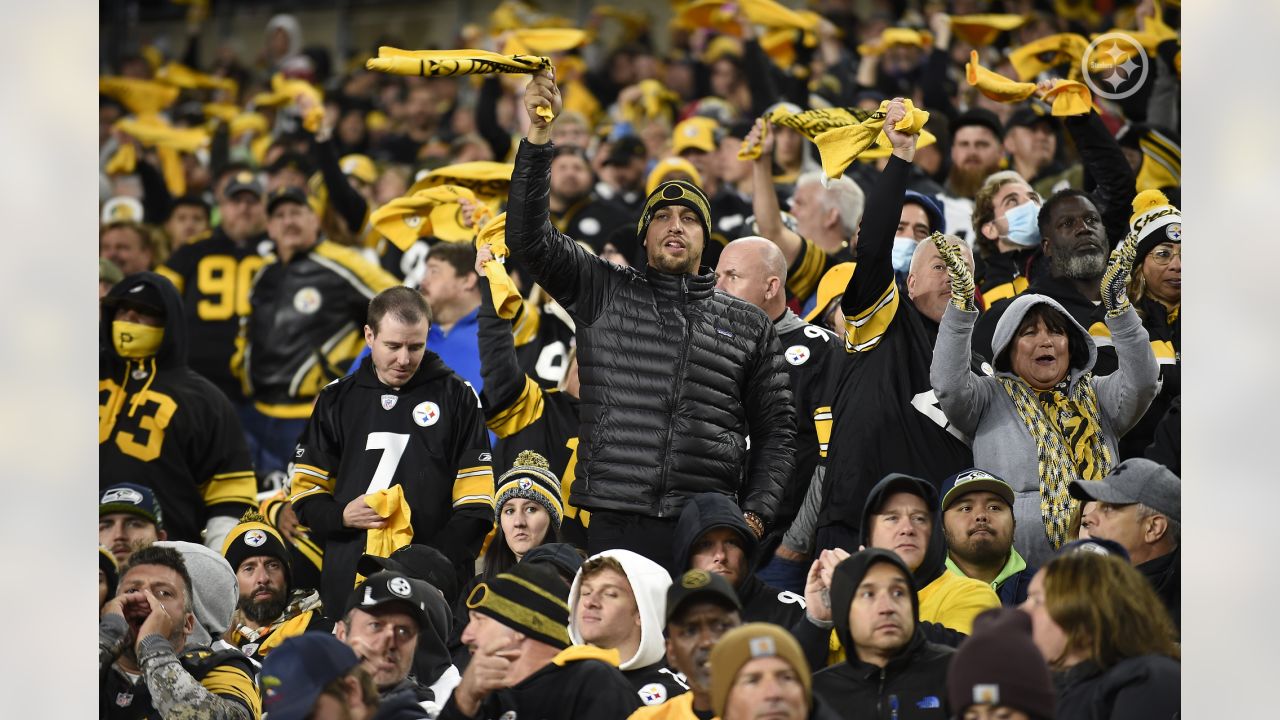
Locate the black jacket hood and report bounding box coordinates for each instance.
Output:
[671,492,759,580]
[830,548,923,660]
[858,473,947,589]
[100,271,189,369]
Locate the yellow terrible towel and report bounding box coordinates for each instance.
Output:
[367,48,554,121]
[156,62,238,95]
[965,50,1093,116]
[1008,33,1090,81]
[475,213,523,320]
[252,74,325,132]
[812,99,929,179]
[949,14,1027,48]
[371,185,484,252]
[99,77,180,116]
[364,485,414,562]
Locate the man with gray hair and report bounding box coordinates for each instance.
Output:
[746,117,865,310]
[714,237,841,590]
[1071,458,1181,629]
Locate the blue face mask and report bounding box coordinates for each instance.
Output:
[892,237,918,274]
[1003,200,1042,247]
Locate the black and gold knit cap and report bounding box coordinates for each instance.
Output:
[466,561,571,649]
[493,450,564,530]
[221,510,293,590]
[636,180,712,245]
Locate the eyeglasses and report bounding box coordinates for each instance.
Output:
[1148,247,1182,266]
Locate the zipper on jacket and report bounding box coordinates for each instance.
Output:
[656,276,692,516]
[875,667,887,718]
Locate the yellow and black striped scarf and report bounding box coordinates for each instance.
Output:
[998,376,1113,549]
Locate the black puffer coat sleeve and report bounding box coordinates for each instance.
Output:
[740,320,797,522]
[506,139,626,325]
[1063,111,1137,248]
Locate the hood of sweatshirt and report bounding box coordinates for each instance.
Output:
[989,293,1096,384]
[858,474,947,589]
[100,271,189,370]
[568,549,673,671]
[672,492,759,582]
[830,548,922,656]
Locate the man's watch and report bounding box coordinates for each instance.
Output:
[743,511,765,539]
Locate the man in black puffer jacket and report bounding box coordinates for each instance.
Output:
[510,70,797,568]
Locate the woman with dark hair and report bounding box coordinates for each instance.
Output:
[1020,543,1179,718]
[928,232,1160,566]
[447,451,563,667]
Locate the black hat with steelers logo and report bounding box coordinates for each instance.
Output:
[221,510,293,590]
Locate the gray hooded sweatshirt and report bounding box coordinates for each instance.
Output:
[930,296,1159,565]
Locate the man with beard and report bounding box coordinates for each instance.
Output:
[940,470,1036,607]
[100,544,260,719]
[936,109,1005,243]
[221,512,331,664]
[549,145,634,247]
[510,70,796,565]
[100,483,168,566]
[627,569,743,720]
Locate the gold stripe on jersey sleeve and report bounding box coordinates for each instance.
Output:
[254,400,317,419]
[510,300,542,347]
[201,664,261,716]
[289,464,334,502]
[311,241,399,298]
[1088,321,1113,348]
[813,405,833,459]
[454,467,495,509]
[981,276,1029,306]
[786,236,826,302]
[485,376,546,438]
[201,471,256,508]
[844,281,898,353]
[1151,339,1177,365]
[155,265,185,295]
[291,532,324,571]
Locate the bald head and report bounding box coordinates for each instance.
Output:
[715,236,788,317]
[907,234,974,323]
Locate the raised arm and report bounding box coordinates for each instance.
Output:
[507,70,620,323]
[1095,232,1160,433]
[745,118,804,264]
[929,233,991,436]
[1062,110,1137,248]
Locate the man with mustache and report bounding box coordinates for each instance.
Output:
[508,69,796,568]
[100,483,168,565]
[627,569,743,720]
[220,512,331,664]
[336,570,445,708]
[99,544,260,719]
[940,469,1037,607]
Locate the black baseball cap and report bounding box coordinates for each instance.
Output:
[222,170,264,200]
[267,186,311,215]
[603,135,647,166]
[665,569,742,624]
[951,107,1004,140]
[357,546,459,605]
[1006,107,1054,132]
[102,276,167,318]
[345,571,432,629]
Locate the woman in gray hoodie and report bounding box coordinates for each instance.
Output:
[927,232,1159,566]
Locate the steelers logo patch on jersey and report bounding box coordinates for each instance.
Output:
[785,344,811,366]
[388,577,413,597]
[578,217,601,236]
[293,287,322,314]
[412,401,441,427]
[639,683,668,706]
[244,529,267,547]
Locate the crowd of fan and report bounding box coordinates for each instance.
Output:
[99,1,1182,718]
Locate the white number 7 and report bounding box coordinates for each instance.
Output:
[365,432,410,493]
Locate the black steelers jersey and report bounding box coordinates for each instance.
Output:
[289,351,494,611]
[101,645,258,720]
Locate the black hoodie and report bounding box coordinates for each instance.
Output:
[672,493,808,628]
[814,549,955,720]
[291,352,495,613]
[100,272,256,542]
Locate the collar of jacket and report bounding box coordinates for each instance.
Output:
[644,264,715,300]
[1136,544,1178,590]
[843,627,929,680]
[1028,271,1102,316]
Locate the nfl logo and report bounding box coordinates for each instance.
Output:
[381,394,398,410]
[116,692,133,707]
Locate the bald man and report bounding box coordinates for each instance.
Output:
[716,237,841,591]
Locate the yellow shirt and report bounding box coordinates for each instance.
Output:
[917,570,1001,634]
[627,691,712,720]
